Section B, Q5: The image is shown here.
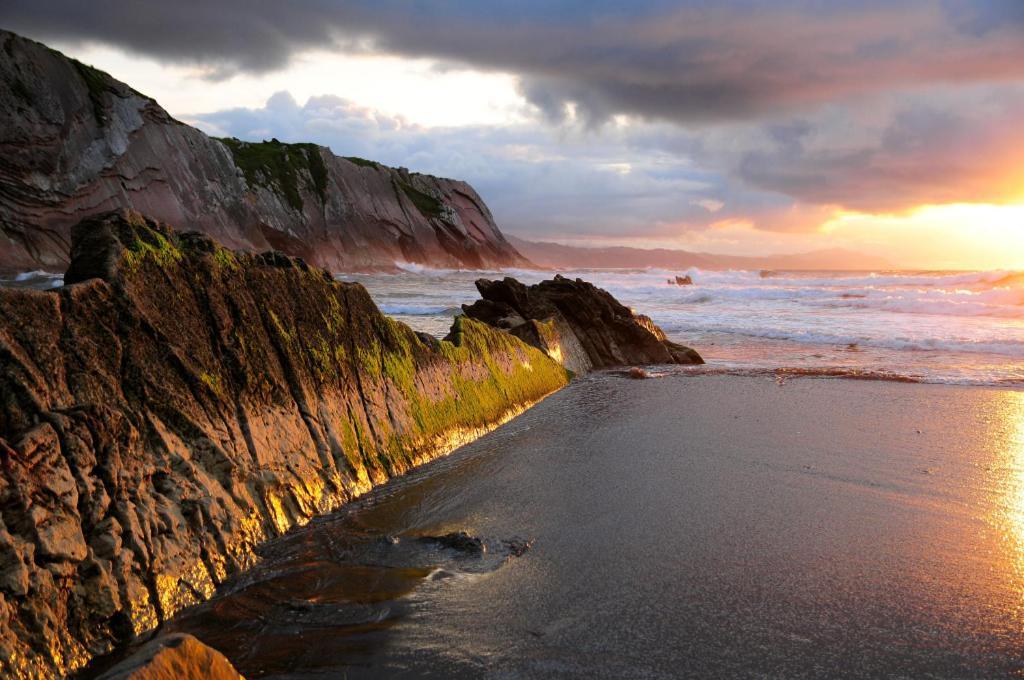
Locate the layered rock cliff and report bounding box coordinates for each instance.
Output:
[0,211,568,678]
[0,29,529,275]
[462,275,704,374]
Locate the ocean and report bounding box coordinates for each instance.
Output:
[8,265,1023,385]
[343,266,1024,387]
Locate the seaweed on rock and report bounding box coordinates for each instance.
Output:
[0,210,568,678]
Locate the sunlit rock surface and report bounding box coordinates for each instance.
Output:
[0,211,569,678]
[461,275,704,372]
[0,29,529,275]
[96,634,243,680]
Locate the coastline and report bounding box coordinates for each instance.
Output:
[0,212,570,678]
[135,372,1024,678]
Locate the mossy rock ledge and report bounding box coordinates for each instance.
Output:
[0,210,570,678]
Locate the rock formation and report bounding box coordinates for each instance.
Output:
[96,634,243,680]
[461,275,704,374]
[669,275,693,285]
[0,211,568,678]
[0,29,529,275]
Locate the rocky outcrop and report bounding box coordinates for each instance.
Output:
[96,634,243,680]
[0,29,530,275]
[0,211,568,678]
[461,275,704,373]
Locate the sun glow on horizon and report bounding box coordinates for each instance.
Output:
[821,202,1024,271]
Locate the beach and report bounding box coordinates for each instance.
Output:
[147,373,1024,678]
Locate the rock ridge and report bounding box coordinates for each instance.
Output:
[0,210,568,678]
[461,275,704,373]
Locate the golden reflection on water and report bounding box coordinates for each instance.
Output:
[997,391,1024,589]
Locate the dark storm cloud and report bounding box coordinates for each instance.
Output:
[5,1,1024,119]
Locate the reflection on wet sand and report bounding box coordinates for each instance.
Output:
[997,391,1024,589]
[90,375,1024,679]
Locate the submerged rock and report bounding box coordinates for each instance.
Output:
[669,275,693,285]
[628,367,650,379]
[0,29,529,275]
[97,634,243,680]
[0,210,570,677]
[418,531,487,555]
[461,275,704,372]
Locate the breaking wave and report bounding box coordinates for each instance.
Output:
[379,304,462,316]
[336,265,1024,387]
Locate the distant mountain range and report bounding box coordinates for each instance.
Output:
[507,235,894,271]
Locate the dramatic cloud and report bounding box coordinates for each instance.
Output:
[6,1,1024,120]
[5,1,1023,242]
[672,85,1024,214]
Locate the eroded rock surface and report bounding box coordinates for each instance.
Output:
[0,29,529,275]
[461,275,704,372]
[0,211,569,678]
[96,634,243,680]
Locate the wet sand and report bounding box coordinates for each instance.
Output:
[150,374,1024,678]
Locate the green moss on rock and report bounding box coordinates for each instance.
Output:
[69,58,119,126]
[343,156,380,169]
[397,181,444,218]
[120,221,183,273]
[219,137,328,211]
[0,210,569,677]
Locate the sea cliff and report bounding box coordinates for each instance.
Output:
[0,211,568,678]
[0,29,529,275]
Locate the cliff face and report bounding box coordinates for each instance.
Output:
[0,211,568,678]
[0,29,529,275]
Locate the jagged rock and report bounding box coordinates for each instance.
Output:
[96,634,243,680]
[0,210,569,678]
[462,275,704,371]
[0,29,529,275]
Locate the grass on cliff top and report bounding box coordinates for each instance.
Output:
[71,59,115,126]
[343,156,380,169]
[395,180,444,219]
[219,137,329,211]
[60,49,153,125]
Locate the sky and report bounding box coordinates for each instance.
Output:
[4,1,1024,268]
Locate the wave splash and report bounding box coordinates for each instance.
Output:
[349,266,1024,388]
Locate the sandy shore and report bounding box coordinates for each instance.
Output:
[130,374,1024,678]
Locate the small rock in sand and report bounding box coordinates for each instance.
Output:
[502,537,534,557]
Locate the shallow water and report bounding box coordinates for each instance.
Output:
[157,374,1024,678]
